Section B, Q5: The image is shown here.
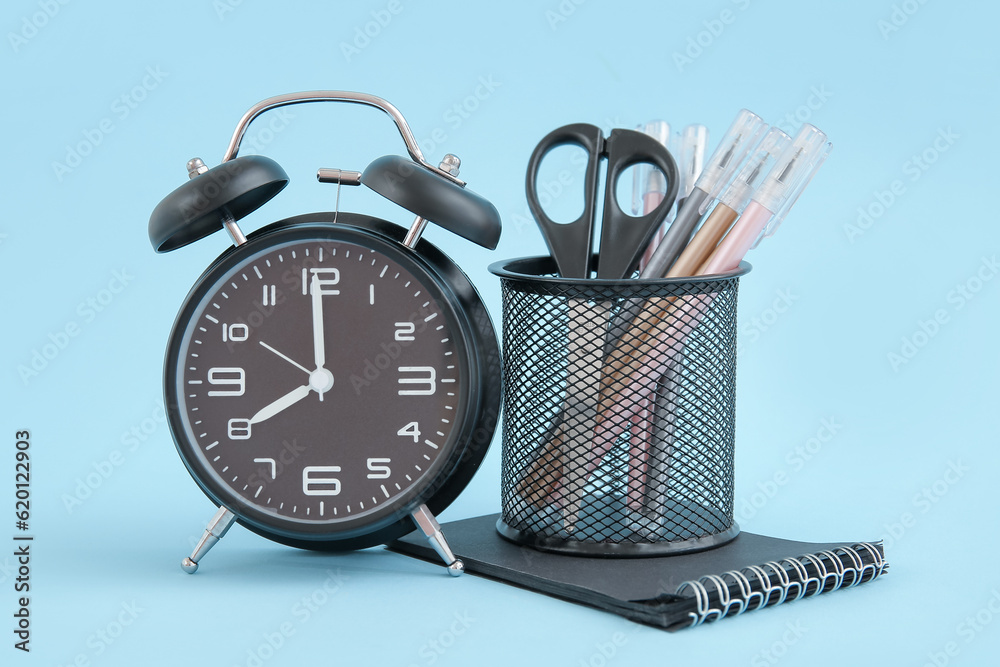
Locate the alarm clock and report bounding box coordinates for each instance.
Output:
[148,91,502,575]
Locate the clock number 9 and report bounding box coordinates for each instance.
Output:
[208,367,246,396]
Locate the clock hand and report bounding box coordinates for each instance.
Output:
[311,272,326,370]
[309,272,332,403]
[259,340,311,375]
[249,384,311,425]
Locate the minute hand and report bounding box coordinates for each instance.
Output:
[311,273,326,370]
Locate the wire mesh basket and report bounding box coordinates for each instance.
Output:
[489,256,750,556]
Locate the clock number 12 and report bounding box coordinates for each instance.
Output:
[302,268,341,296]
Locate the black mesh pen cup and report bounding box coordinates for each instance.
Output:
[489,256,750,557]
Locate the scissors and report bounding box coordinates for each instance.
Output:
[518,123,679,532]
[525,123,679,279]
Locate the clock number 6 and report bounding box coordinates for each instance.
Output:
[303,466,341,496]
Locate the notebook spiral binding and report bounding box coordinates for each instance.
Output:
[675,542,888,629]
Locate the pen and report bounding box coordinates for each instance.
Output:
[518,121,831,519]
[638,127,793,522]
[640,109,767,279]
[604,111,765,353]
[607,124,828,377]
[609,128,793,372]
[629,122,709,508]
[636,121,672,272]
[676,123,709,216]
[667,127,792,279]
[699,124,831,274]
[641,124,709,269]
[593,124,832,476]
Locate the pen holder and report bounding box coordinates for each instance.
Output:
[489,256,750,557]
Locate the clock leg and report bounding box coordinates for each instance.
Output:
[410,504,465,577]
[181,506,237,574]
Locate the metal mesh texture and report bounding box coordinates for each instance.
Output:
[495,264,741,556]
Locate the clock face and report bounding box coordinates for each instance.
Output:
[166,220,477,542]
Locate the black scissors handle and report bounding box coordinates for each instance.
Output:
[525,123,678,279]
[598,128,678,279]
[525,123,604,279]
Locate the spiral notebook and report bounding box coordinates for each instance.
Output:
[390,513,888,631]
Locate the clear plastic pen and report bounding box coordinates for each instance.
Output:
[637,127,793,523]
[669,127,792,278]
[640,109,768,279]
[635,121,671,271]
[700,123,831,275]
[676,124,708,209]
[591,126,832,517]
[630,123,709,513]
[605,110,766,352]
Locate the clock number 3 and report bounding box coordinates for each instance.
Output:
[397,367,436,396]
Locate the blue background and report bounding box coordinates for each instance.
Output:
[3,0,998,664]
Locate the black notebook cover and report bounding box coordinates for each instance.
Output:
[389,513,887,631]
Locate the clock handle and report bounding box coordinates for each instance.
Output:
[411,505,465,577]
[220,91,464,187]
[181,506,237,574]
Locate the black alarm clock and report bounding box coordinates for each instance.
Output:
[148,91,502,575]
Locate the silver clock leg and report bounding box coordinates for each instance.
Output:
[181,506,237,574]
[410,504,464,577]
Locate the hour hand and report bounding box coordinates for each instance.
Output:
[250,385,311,425]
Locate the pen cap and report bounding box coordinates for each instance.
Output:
[718,127,791,213]
[631,120,671,214]
[751,124,831,246]
[677,124,708,201]
[693,109,768,214]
